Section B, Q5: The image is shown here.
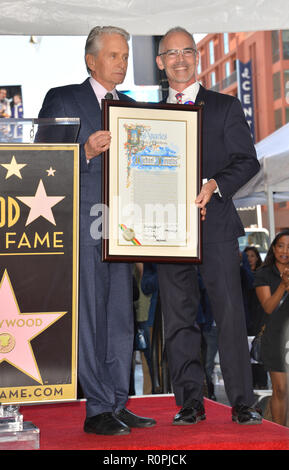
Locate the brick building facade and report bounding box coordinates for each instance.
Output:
[196,30,289,231]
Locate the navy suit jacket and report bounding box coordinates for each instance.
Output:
[163,85,260,244]
[38,78,134,245]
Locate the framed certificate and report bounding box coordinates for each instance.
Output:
[102,100,203,263]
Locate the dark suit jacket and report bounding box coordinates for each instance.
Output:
[37,78,134,245]
[196,85,260,243]
[164,85,260,244]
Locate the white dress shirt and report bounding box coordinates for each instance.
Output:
[167,81,200,104]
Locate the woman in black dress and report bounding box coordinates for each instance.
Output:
[254,230,289,425]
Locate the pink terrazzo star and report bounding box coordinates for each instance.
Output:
[0,270,66,384]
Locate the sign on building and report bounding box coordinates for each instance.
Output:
[237,60,256,143]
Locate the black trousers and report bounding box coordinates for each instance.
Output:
[157,239,254,408]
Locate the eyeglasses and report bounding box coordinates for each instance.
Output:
[159,48,197,59]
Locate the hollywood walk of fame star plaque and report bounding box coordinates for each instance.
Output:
[0,141,79,410]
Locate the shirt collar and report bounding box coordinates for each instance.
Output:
[167,81,200,104]
[89,77,118,104]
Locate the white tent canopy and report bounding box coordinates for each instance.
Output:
[0,0,289,36]
[234,123,289,238]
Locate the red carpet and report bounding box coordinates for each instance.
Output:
[20,395,289,450]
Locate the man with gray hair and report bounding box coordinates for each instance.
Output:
[38,25,156,435]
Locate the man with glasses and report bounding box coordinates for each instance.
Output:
[155,27,262,425]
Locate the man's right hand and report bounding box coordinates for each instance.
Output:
[84,130,111,160]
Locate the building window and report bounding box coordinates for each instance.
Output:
[273,71,281,100]
[282,30,289,59]
[223,33,229,54]
[209,40,215,64]
[197,54,202,75]
[286,107,289,123]
[211,71,216,87]
[274,108,282,129]
[271,30,280,63]
[225,61,230,77]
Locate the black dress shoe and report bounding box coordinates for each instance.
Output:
[232,404,262,425]
[115,408,156,428]
[173,401,206,425]
[84,412,130,435]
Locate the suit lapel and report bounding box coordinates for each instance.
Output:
[195,84,206,106]
[117,91,126,100]
[72,82,133,134]
[116,91,135,103]
[160,84,206,105]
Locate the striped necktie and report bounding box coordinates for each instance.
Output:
[175,92,183,104]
